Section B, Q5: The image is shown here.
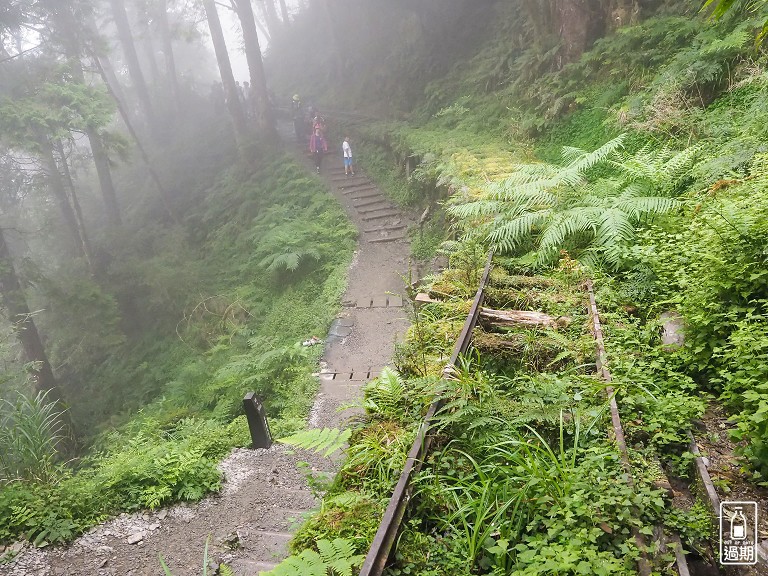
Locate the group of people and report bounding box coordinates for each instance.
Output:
[292,95,354,175]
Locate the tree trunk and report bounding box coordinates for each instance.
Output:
[86,127,122,226]
[0,227,58,398]
[277,0,290,24]
[234,0,276,138]
[90,56,177,222]
[141,20,161,91]
[110,0,156,128]
[54,139,95,274]
[261,0,281,37]
[157,0,182,111]
[38,138,84,258]
[318,0,343,79]
[554,0,605,63]
[254,10,271,42]
[203,0,247,146]
[66,54,123,227]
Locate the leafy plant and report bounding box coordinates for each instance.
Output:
[278,428,352,457]
[447,136,692,269]
[264,538,364,576]
[0,390,66,483]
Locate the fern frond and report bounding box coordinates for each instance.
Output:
[278,428,351,457]
[261,549,326,576]
[363,368,406,418]
[564,133,626,174]
[486,210,549,252]
[537,208,599,263]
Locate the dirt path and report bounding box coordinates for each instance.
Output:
[0,136,414,576]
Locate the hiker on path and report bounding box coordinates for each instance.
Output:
[312,113,326,137]
[310,128,327,173]
[343,137,354,176]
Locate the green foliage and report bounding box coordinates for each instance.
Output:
[362,368,407,421]
[264,538,364,576]
[0,390,66,484]
[447,136,694,269]
[279,428,352,457]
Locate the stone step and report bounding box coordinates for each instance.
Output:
[361,209,401,221]
[348,189,383,200]
[368,233,407,243]
[342,184,378,195]
[331,175,368,183]
[338,178,372,187]
[356,204,394,215]
[353,197,391,208]
[364,223,407,234]
[353,295,404,308]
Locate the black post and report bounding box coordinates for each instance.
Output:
[243,392,272,448]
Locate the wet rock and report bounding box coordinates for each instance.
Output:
[126,533,144,545]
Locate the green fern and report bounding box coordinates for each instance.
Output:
[448,136,691,269]
[363,367,406,419]
[278,428,351,457]
[261,538,364,576]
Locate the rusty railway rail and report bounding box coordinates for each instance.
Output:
[587,278,690,576]
[359,268,694,576]
[359,251,494,576]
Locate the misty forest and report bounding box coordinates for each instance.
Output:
[2,0,768,574]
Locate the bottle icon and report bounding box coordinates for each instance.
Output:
[731,507,747,540]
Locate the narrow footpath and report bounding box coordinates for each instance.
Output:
[1,136,414,576]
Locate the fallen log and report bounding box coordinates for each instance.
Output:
[479,307,571,329]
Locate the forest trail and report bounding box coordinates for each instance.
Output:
[0,131,414,576]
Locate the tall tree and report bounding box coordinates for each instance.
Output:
[202,0,247,146]
[232,0,276,138]
[0,226,59,397]
[38,137,85,258]
[260,0,281,37]
[157,0,182,111]
[277,0,290,24]
[519,0,606,63]
[109,0,156,127]
[46,2,124,227]
[55,139,95,273]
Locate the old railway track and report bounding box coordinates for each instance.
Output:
[355,255,724,576]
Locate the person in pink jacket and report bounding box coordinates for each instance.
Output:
[310,128,328,173]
